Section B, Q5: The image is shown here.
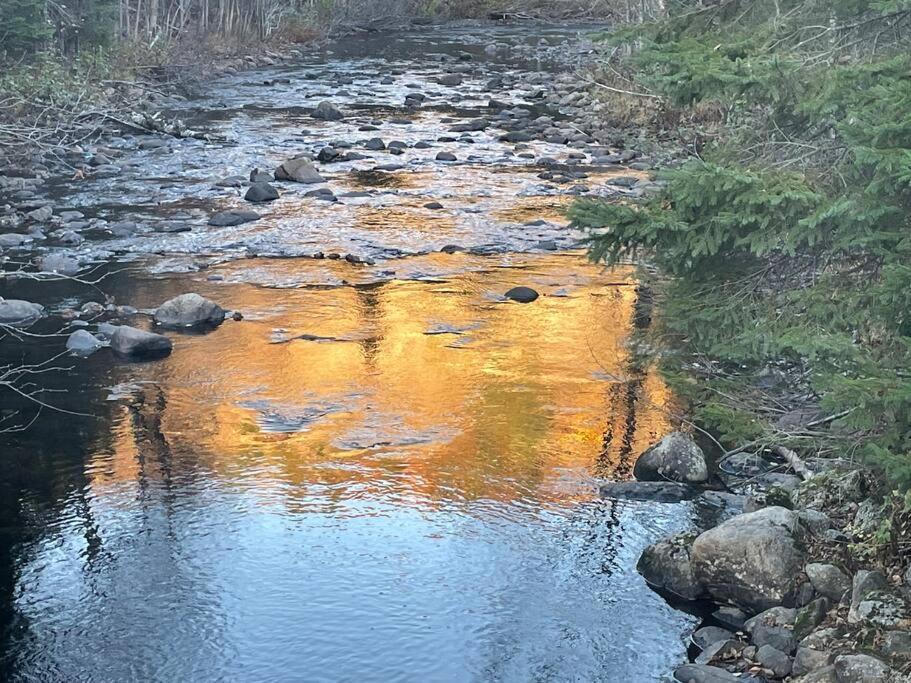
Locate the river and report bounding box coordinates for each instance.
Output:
[0,23,701,682]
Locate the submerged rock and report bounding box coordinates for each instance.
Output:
[690,506,807,612]
[110,325,172,358]
[208,210,260,227]
[600,480,698,503]
[0,299,45,326]
[312,101,344,121]
[66,329,103,355]
[504,286,539,303]
[633,431,708,484]
[153,293,225,329]
[38,253,80,276]
[274,157,325,184]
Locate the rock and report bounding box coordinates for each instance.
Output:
[451,118,489,132]
[833,654,891,682]
[424,201,444,210]
[745,606,798,654]
[853,590,911,629]
[673,664,740,682]
[799,510,833,536]
[633,432,708,484]
[96,322,120,340]
[244,183,279,202]
[501,131,533,143]
[81,301,105,316]
[312,101,344,120]
[38,253,80,275]
[110,325,172,358]
[713,606,749,631]
[504,286,539,303]
[0,233,32,248]
[436,151,457,161]
[250,169,273,183]
[66,330,103,355]
[208,210,260,227]
[695,639,744,666]
[691,507,807,612]
[637,534,704,600]
[849,570,889,623]
[794,647,835,675]
[27,205,53,222]
[600,481,699,503]
[438,74,463,86]
[274,157,325,184]
[756,644,793,678]
[153,293,225,329]
[0,299,45,326]
[364,138,386,150]
[795,598,831,640]
[801,627,842,651]
[881,630,911,659]
[793,664,838,682]
[807,564,851,603]
[693,626,735,650]
[317,147,340,162]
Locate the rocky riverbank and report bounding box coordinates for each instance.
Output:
[602,432,911,682]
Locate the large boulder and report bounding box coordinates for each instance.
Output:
[0,299,45,327]
[633,431,708,484]
[110,325,172,358]
[312,101,344,121]
[637,533,704,600]
[274,157,325,184]
[690,506,807,612]
[833,654,892,682]
[153,293,224,329]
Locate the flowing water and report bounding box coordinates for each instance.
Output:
[0,24,701,681]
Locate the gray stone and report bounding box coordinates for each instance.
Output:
[244,183,279,202]
[849,571,889,623]
[881,630,911,659]
[799,509,833,535]
[0,299,45,326]
[274,157,325,184]
[153,293,225,329]
[695,639,744,666]
[713,606,748,631]
[38,253,80,276]
[756,644,793,678]
[746,606,798,654]
[27,205,53,222]
[66,330,103,355]
[312,101,344,120]
[691,506,806,612]
[633,432,708,484]
[437,74,463,86]
[110,325,172,358]
[794,664,838,682]
[0,233,32,248]
[436,151,457,161]
[504,286,539,303]
[637,534,704,600]
[794,647,835,676]
[600,481,699,503]
[208,210,260,227]
[693,626,735,650]
[673,664,740,683]
[833,654,891,682]
[795,598,831,640]
[807,563,851,602]
[853,590,911,629]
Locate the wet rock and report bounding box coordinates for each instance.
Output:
[745,606,798,654]
[96,322,120,340]
[81,301,105,317]
[600,481,699,503]
[66,329,103,355]
[110,325,172,358]
[108,220,140,237]
[0,299,45,326]
[637,534,704,600]
[244,183,279,202]
[673,664,740,682]
[424,201,444,210]
[440,244,464,254]
[833,654,891,682]
[208,210,260,227]
[633,431,708,484]
[317,147,340,162]
[451,118,489,132]
[694,639,744,666]
[806,563,851,603]
[37,253,80,275]
[436,151,457,162]
[537,240,558,251]
[713,606,748,631]
[504,286,538,303]
[250,168,273,183]
[0,233,33,248]
[437,74,463,86]
[274,157,325,184]
[154,221,191,233]
[757,644,793,678]
[693,626,735,650]
[312,101,344,120]
[153,293,225,329]
[364,138,386,150]
[501,131,533,143]
[215,175,247,188]
[691,507,807,612]
[27,205,53,222]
